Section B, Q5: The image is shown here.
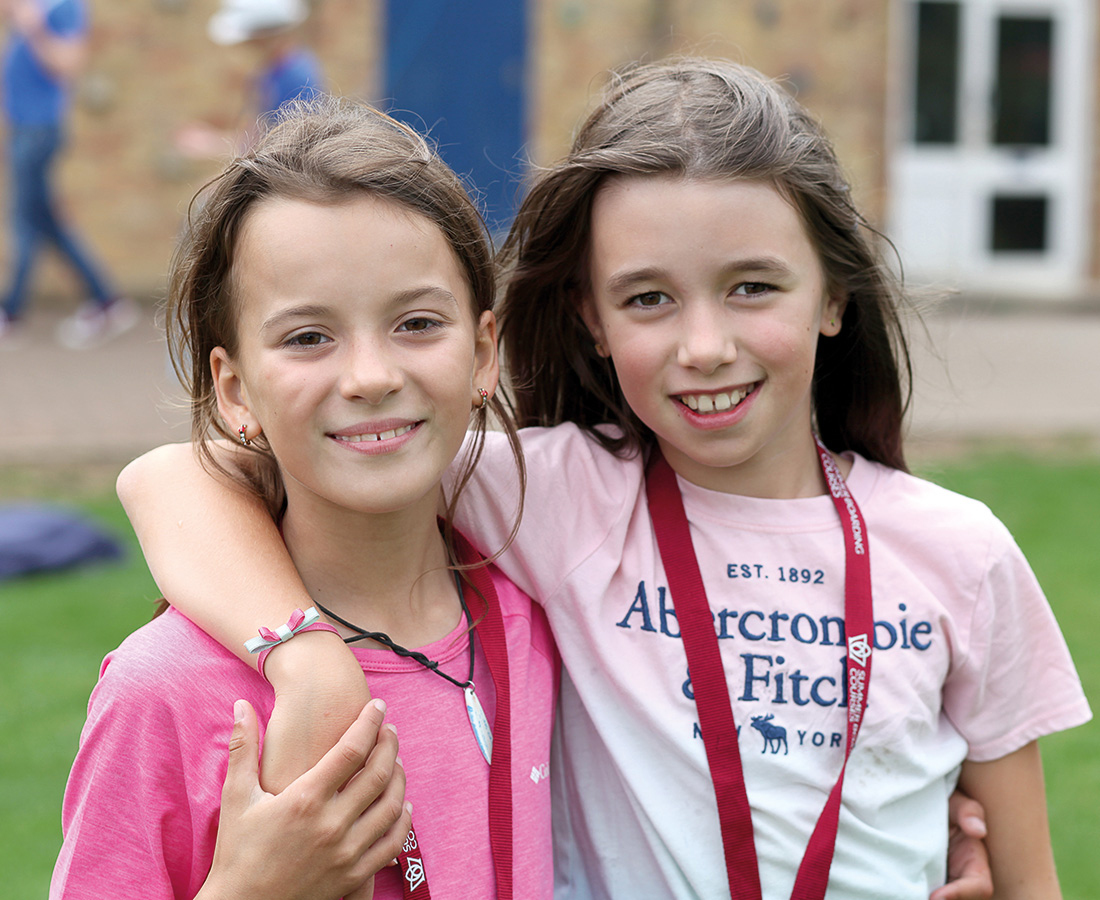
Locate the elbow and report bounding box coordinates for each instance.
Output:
[117,443,188,514]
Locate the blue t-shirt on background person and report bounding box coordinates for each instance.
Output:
[256,46,322,118]
[2,0,85,125]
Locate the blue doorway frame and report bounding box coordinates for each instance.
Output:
[383,0,527,234]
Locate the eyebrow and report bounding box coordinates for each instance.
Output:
[260,304,331,335]
[603,256,797,294]
[259,287,462,334]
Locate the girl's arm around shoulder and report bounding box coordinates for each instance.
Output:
[116,442,369,792]
[958,742,1061,900]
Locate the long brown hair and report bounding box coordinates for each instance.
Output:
[166,94,525,554]
[498,57,911,471]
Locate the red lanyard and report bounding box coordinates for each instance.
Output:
[644,438,873,900]
[394,530,514,900]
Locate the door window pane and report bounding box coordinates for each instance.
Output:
[914,1,961,144]
[994,17,1053,145]
[990,195,1048,251]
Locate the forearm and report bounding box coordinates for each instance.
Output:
[117,442,370,790]
[957,742,1061,900]
[118,442,311,665]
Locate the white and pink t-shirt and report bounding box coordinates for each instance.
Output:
[452,424,1091,900]
[51,565,558,900]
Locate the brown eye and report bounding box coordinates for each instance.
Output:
[629,291,671,308]
[398,317,441,333]
[735,282,773,296]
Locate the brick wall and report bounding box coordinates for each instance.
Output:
[531,0,891,221]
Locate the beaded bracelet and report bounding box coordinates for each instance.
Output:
[244,607,340,681]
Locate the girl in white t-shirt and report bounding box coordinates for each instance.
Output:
[53,98,558,900]
[115,60,1087,898]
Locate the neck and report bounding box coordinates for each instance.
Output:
[279,491,460,647]
[657,433,852,498]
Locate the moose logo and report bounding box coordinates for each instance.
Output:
[750,714,788,755]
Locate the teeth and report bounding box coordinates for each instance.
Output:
[678,387,751,414]
[336,424,414,443]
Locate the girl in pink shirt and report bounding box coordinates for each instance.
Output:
[52,97,557,900]
[111,60,1087,898]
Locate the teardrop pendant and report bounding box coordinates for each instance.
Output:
[465,684,493,764]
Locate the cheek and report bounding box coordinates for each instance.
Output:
[246,365,323,425]
[604,329,656,377]
[607,349,663,418]
[753,318,819,374]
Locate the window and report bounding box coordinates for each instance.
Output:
[990,195,1048,251]
[913,1,961,144]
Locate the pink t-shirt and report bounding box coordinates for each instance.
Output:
[51,566,558,900]
[450,425,1092,900]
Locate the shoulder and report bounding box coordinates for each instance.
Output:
[486,563,559,680]
[473,423,643,519]
[48,0,87,36]
[518,423,644,489]
[291,48,322,75]
[95,608,263,716]
[851,455,1028,595]
[275,48,323,85]
[853,455,1007,539]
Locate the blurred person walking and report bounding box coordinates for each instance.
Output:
[174,0,324,159]
[0,0,136,348]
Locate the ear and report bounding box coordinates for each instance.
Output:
[577,293,610,357]
[819,290,849,338]
[471,310,500,402]
[210,346,260,437]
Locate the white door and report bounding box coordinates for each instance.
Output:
[889,0,1094,295]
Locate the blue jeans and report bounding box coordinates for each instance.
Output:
[3,123,113,320]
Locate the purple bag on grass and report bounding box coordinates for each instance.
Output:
[0,504,124,580]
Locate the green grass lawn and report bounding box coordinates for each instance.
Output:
[1,471,160,899]
[2,454,1096,898]
[916,453,1100,899]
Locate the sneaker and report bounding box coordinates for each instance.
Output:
[57,297,140,349]
[0,311,27,350]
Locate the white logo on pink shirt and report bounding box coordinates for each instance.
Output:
[530,762,550,784]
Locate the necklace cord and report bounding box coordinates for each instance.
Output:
[313,570,475,690]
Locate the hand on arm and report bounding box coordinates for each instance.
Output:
[117,442,371,790]
[930,791,992,900]
[956,741,1061,900]
[194,698,410,900]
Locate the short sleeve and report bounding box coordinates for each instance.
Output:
[52,661,197,898]
[941,521,1091,761]
[50,613,247,900]
[47,0,87,39]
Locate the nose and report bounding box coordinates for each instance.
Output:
[339,336,404,403]
[675,301,737,373]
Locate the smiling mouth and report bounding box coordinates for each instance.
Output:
[676,385,757,414]
[332,424,417,443]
